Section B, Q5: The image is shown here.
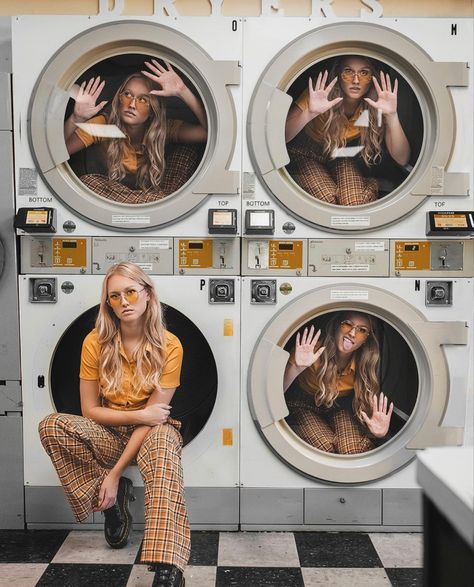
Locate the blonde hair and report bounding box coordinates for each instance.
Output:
[297,311,381,422]
[106,73,167,190]
[319,56,384,167]
[95,262,167,402]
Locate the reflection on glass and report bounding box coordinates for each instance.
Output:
[64,56,207,204]
[283,311,418,454]
[285,55,423,206]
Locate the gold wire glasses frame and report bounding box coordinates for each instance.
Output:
[107,288,146,307]
[340,320,371,338]
[340,67,373,83]
[119,90,151,110]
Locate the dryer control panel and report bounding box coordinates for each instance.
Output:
[308,239,389,277]
[391,240,474,277]
[21,236,91,274]
[92,237,173,275]
[174,238,239,275]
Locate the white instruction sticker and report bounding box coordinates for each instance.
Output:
[331,216,370,227]
[354,241,385,252]
[136,263,153,271]
[331,264,370,272]
[139,240,170,249]
[330,289,369,300]
[112,215,151,225]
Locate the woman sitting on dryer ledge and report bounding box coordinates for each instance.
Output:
[64,60,207,204]
[285,55,410,206]
[39,262,188,587]
[283,311,394,454]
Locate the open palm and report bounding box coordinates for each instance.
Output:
[307,71,343,117]
[293,325,325,368]
[142,60,185,97]
[72,76,107,123]
[361,392,394,438]
[364,71,398,116]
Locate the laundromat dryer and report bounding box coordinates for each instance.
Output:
[243,17,472,240]
[240,237,473,530]
[20,236,241,529]
[12,13,242,238]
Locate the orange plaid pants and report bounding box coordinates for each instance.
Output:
[39,413,190,570]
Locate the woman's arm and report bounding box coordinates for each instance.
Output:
[285,72,342,143]
[95,386,178,511]
[142,60,207,142]
[283,326,325,392]
[364,73,410,166]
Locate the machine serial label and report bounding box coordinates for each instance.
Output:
[330,289,369,300]
[112,215,151,224]
[331,216,370,227]
[354,241,385,251]
[139,240,170,249]
[331,264,370,272]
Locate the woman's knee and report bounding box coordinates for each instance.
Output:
[38,412,65,442]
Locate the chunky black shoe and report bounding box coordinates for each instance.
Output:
[149,564,185,586]
[103,476,135,549]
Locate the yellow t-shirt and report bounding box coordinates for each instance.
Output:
[295,89,363,145]
[80,328,183,410]
[74,115,183,174]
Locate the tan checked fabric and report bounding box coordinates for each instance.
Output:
[39,413,190,571]
[79,143,200,204]
[287,134,378,206]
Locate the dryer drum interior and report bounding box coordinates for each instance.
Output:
[247,21,469,232]
[28,20,239,230]
[50,304,218,446]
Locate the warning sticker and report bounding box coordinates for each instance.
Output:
[19,168,38,196]
[112,215,151,225]
[331,216,370,227]
[330,289,369,300]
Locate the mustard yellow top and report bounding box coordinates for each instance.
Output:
[74,114,183,173]
[295,89,363,145]
[80,328,183,411]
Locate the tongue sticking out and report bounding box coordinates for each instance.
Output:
[342,337,353,352]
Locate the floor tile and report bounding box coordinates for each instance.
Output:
[294,532,383,568]
[36,563,132,586]
[302,567,391,586]
[216,566,304,586]
[218,531,300,567]
[125,564,155,587]
[0,563,49,587]
[369,533,423,568]
[184,565,217,586]
[51,530,141,564]
[189,531,219,566]
[385,567,424,586]
[0,530,69,563]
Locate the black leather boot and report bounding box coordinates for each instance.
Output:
[103,476,135,549]
[149,564,185,586]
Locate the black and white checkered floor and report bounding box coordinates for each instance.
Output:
[0,529,423,586]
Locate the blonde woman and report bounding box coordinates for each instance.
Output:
[39,262,188,587]
[64,60,207,203]
[285,55,410,205]
[283,312,394,454]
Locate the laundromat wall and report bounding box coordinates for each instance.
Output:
[0,0,473,531]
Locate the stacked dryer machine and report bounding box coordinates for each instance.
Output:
[13,13,242,529]
[240,17,473,529]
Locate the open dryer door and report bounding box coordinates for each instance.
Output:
[248,283,468,483]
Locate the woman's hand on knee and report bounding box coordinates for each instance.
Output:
[139,403,171,426]
[95,471,120,511]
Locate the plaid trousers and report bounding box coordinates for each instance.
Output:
[286,391,374,454]
[287,135,378,206]
[38,413,190,570]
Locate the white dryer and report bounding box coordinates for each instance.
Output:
[12,13,242,236]
[243,17,472,239]
[240,237,473,530]
[20,237,241,530]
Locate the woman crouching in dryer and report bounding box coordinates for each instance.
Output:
[283,311,394,454]
[64,60,207,204]
[39,262,188,587]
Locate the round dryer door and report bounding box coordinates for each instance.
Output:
[50,303,217,446]
[248,21,469,233]
[29,21,239,230]
[248,283,467,483]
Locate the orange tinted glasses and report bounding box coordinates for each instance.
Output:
[340,68,372,83]
[108,288,145,307]
[340,319,370,338]
[119,90,151,111]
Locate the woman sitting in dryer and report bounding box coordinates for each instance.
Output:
[283,311,394,454]
[64,60,207,204]
[39,262,188,587]
[285,55,411,206]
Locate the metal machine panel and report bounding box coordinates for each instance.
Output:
[0,417,24,529]
[242,238,307,276]
[25,486,93,524]
[185,487,239,526]
[240,488,304,525]
[391,240,474,277]
[383,488,422,526]
[174,237,240,275]
[308,239,390,277]
[0,72,11,130]
[20,236,91,274]
[305,488,382,525]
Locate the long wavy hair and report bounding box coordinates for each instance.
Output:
[318,56,384,166]
[298,311,381,422]
[106,73,167,190]
[95,262,167,403]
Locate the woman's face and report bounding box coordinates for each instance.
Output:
[334,312,371,357]
[118,78,152,126]
[106,273,150,324]
[338,57,373,101]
